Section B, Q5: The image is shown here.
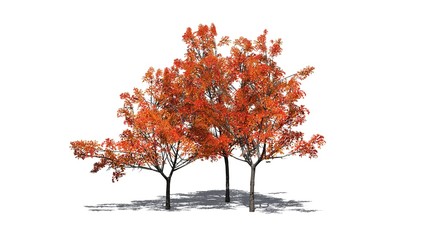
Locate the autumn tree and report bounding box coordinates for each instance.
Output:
[174,24,236,203]
[70,64,206,210]
[216,30,326,212]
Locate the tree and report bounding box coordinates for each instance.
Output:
[212,29,325,212]
[175,24,236,202]
[70,64,205,210]
[234,31,325,212]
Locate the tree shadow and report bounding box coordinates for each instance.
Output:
[85,189,317,213]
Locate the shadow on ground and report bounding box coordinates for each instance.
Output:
[85,189,317,213]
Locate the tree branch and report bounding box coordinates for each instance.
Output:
[254,141,267,168]
[267,152,295,159]
[284,73,296,80]
[163,143,174,168]
[80,151,163,174]
[125,165,159,173]
[174,159,193,171]
[229,154,246,162]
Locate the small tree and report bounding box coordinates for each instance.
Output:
[70,64,204,210]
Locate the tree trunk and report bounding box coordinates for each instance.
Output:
[249,165,256,212]
[165,177,171,210]
[224,155,230,203]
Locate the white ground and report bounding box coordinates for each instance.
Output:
[1,1,426,239]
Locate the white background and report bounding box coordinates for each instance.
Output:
[1,0,426,239]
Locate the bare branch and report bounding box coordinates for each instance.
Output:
[174,159,193,171]
[125,165,159,173]
[229,154,247,163]
[283,73,296,80]
[254,141,267,168]
[267,152,295,159]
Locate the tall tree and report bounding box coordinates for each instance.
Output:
[176,24,236,202]
[70,64,203,210]
[218,30,325,212]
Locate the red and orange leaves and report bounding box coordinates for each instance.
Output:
[70,23,325,182]
[70,140,100,160]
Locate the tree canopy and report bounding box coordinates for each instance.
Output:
[70,23,325,212]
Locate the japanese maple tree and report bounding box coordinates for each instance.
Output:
[220,30,325,212]
[175,24,236,202]
[70,64,205,210]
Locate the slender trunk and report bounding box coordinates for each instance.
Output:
[165,177,171,210]
[224,155,230,203]
[249,165,256,212]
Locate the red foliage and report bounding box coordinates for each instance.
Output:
[70,23,325,194]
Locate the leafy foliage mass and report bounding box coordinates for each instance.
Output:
[70,24,325,211]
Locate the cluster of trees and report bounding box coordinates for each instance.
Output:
[70,24,325,212]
